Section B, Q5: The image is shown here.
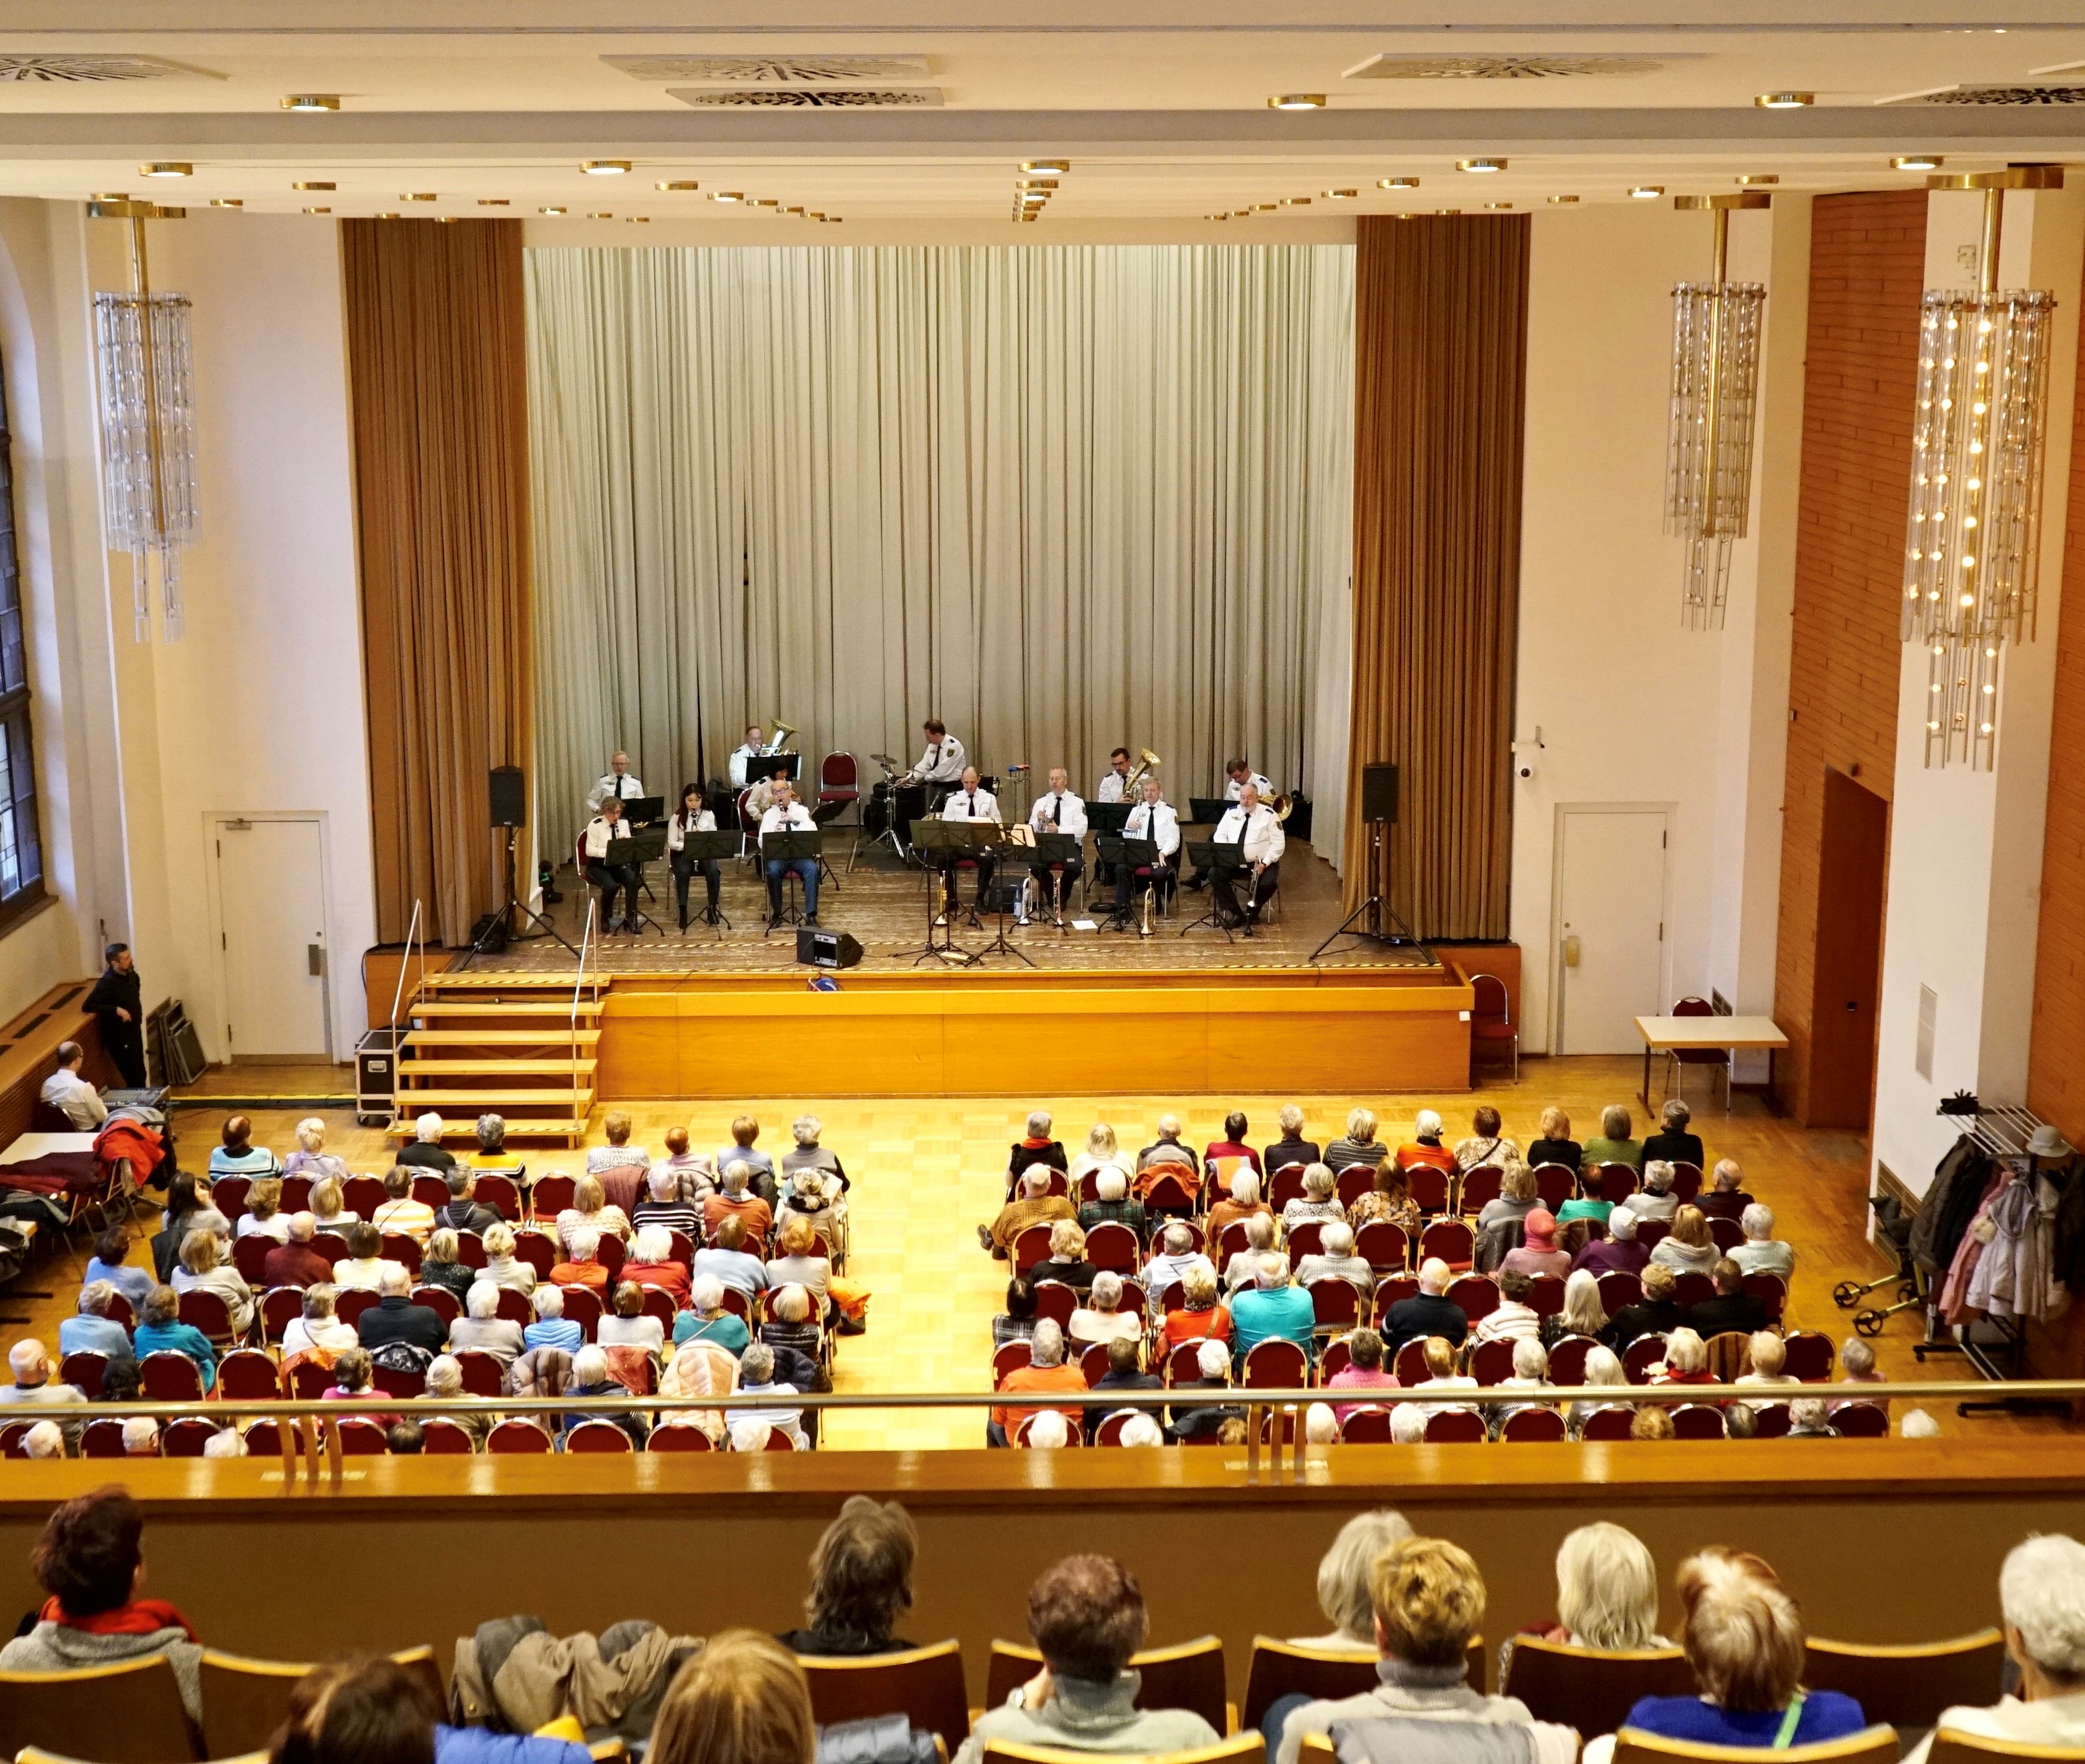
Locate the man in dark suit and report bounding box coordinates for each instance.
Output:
[84,943,146,1090]
[1085,1337,1162,1440]
[1682,1258,1770,1341]
[1380,1258,1469,1354]
[355,1270,447,1357]
[1601,1262,1682,1350]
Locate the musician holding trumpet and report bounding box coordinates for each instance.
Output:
[1024,767,1087,921]
[935,765,1001,924]
[1213,782,1285,936]
[1111,775,1180,925]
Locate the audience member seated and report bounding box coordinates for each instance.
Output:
[1135,1114,1200,1179]
[1390,1405,1429,1444]
[760,1284,823,1361]
[309,1177,356,1235]
[1,1341,85,1448]
[39,1041,107,1130]
[1158,1264,1232,1352]
[333,1222,405,1293]
[160,1174,232,1270]
[1203,1111,1263,1177]
[1567,1346,1631,1435]
[994,1276,1040,1349]
[1285,1511,1414,1651]
[395,1113,457,1172]
[1069,1123,1130,1193]
[1501,1209,1569,1280]
[1650,1205,1717,1276]
[1207,1170,1273,1248]
[1730,1205,1794,1282]
[209,1114,281,1179]
[717,1113,777,1201]
[1589,1548,1866,1759]
[1732,1331,1798,1408]
[282,1117,349,1187]
[172,1230,255,1335]
[982,1167,1076,1258]
[408,1228,468,1303]
[1573,1208,1647,1278]
[608,1224,688,1306]
[1010,1111,1070,1190]
[447,1280,526,1367]
[1616,1161,1680,1226]
[1284,1163,1348,1234]
[1832,1339,1887,1420]
[282,1286,356,1360]
[1651,1327,1714,1392]
[1277,1534,1577,1764]
[649,1628,815,1764]
[777,1495,920,1656]
[1118,1413,1165,1447]
[1394,1338,1479,1429]
[1224,1212,1290,1294]
[634,1156,707,1236]
[1685,1258,1769,1337]
[776,1162,848,1262]
[783,1113,848,1195]
[85,1228,154,1312]
[321,1347,400,1426]
[1631,1407,1674,1439]
[0,1489,204,1721]
[1085,1336,1161,1437]
[1696,1159,1754,1222]
[676,1275,752,1357]
[20,1419,63,1459]
[1477,1164,1541,1232]
[1032,1220,1097,1295]
[1297,1222,1375,1298]
[693,1218,770,1298]
[1264,1103,1322,1176]
[586,1110,652,1204]
[1078,1167,1147,1244]
[562,1173,637,1252]
[477,1221,538,1295]
[1163,1339,1246,1443]
[1145,1220,1215,1296]
[1456,1105,1521,1172]
[549,1226,611,1293]
[1601,1263,1680,1349]
[1474,1269,1541,1343]
[1641,1099,1706,1172]
[1582,1105,1645,1172]
[1903,1535,2085,1764]
[989,1318,1085,1447]
[1390,1109,1451,1177]
[61,1282,135,1365]
[566,1343,648,1447]
[1232,1262,1314,1365]
[1487,1339,1553,1434]
[371,1167,437,1245]
[419,1357,491,1450]
[1350,1163,1423,1235]
[727,1341,805,1449]
[958,1554,1221,1764]
[1384,1258,1469,1353]
[357,1266,447,1356]
[1327,1327,1400,1423]
[1785,1397,1834,1438]
[1525,1108,1583,1178]
[525,1286,585,1355]
[1070,1271,1142,1349]
[1519,1522,1670,1653]
[236,1178,291,1243]
[1331,1107,1397,1176]
[1544,1270,1608,1348]
[466,1109,526,1179]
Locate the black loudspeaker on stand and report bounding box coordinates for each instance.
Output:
[461,766,577,968]
[1312,761,1420,962]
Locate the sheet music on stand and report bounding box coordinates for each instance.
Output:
[903,820,997,965]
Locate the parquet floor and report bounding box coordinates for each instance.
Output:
[29,1056,2070,1449]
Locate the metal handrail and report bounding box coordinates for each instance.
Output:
[569,895,596,1084]
[387,897,424,1030]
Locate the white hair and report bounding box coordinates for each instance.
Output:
[379,1264,411,1296]
[1303,1164,1335,1200]
[1839,1338,1875,1377]
[1279,1105,1305,1135]
[427,1355,463,1397]
[79,1280,114,1317]
[1026,1110,1053,1139]
[1644,1161,1675,1194]
[1556,1523,1663,1650]
[1157,1113,1182,1138]
[572,1345,608,1386]
[22,1421,62,1459]
[202,1427,247,1459]
[792,1115,821,1147]
[1163,1222,1192,1254]
[1390,1405,1428,1444]
[690,1275,725,1313]
[1788,1397,1829,1431]
[1119,1413,1163,1447]
[1256,1260,1288,1290]
[1582,1346,1626,1388]
[8,1340,46,1381]
[1901,1408,1940,1439]
[1097,1168,1127,1203]
[1608,1209,1639,1242]
[568,1227,600,1262]
[771,1283,811,1324]
[1742,1203,1775,1240]
[723,1163,750,1196]
[1231,1171,1260,1206]
[1663,1328,1706,1375]
[297,1117,327,1152]
[1512,1338,1549,1381]
[122,1417,159,1453]
[1324,1223,1355,1258]
[1026,1410,1069,1448]
[632,1225,672,1264]
[1022,1166,1053,1197]
[1748,1332,1786,1375]
[730,1419,772,1452]
[1090,1271,1123,1311]
[1196,1338,1229,1381]
[466,1280,499,1319]
[1030,1319,1065,1367]
[1414,1109,1441,1137]
[416,1112,443,1143]
[533,1286,564,1317]
[1305,1403,1339,1443]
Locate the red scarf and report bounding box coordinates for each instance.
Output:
[39,1596,196,1641]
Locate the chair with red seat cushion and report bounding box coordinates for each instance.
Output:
[334,1417,389,1455]
[454,1349,504,1397]
[718,1286,752,1322]
[597,1235,626,1282]
[1318,1337,1353,1382]
[1752,1402,1792,1438]
[1406,1166,1453,1216]
[1373,1273,1420,1322]
[1334,1166,1377,1210]
[1532,1165,1578,1213]
[1742,1272,1786,1324]
[212,1176,252,1221]
[1392,1339,1433,1385]
[513,1230,558,1278]
[381,1234,423,1276]
[372,1363,425,1400]
[1597,1165,1640,1204]
[59,1351,108,1400]
[1269,1167,1307,1210]
[1445,1274,1499,1322]
[411,1174,449,1212]
[1116,1280,1147,1324]
[1710,1216,1744,1253]
[232,1235,274,1286]
[0,1420,32,1458]
[1501,1407,1567,1443]
[1163,1339,1209,1385]
[1420,1218,1475,1271]
[412,1284,461,1327]
[559,1284,603,1340]
[494,1288,532,1327]
[1469,1338,1518,1385]
[1672,1272,1716,1310]
[287,1359,333,1399]
[1340,1406,1394,1442]
[1526,1274,1567,1318]
[1425,1409,1487,1443]
[102,1291,135,1333]
[1782,1331,1835,1381]
[530,1176,576,1223]
[242,1418,297,1455]
[1010,1224,1055,1275]
[1578,1405,1636,1441]
[1622,1335,1670,1383]
[1829,1401,1888,1437]
[1355,1221,1408,1274]
[473,1174,521,1218]
[176,1289,236,1349]
[217,1349,279,1403]
[335,1289,378,1331]
[1670,1403,1727,1440]
[1079,1341,1117,1386]
[1459,1169,1504,1216]
[1085,1222,1139,1275]
[1215,1222,1252,1274]
[160,1417,221,1457]
[1636,1220,1670,1251]
[1287,1220,1326,1263]
[1667,996,1730,1106]
[1093,1412,1139,1447]
[1032,1281,1077,1329]
[1546,1334,1599,1385]
[420,1417,476,1454]
[648,1425,715,1451]
[311,1233,349,1268]
[341,1176,387,1219]
[1147,1280,1183,1317]
[280,1176,313,1213]
[1469,973,1518,1081]
[638,1287,679,1331]
[1309,1280,1362,1336]
[1243,1339,1308,1389]
[993,1340,1033,1385]
[565,1420,634,1453]
[1672,1164,1704,1204]
[488,1419,552,1453]
[1596,1271,1642,1314]
[817,751,860,811]
[79,1417,130,1458]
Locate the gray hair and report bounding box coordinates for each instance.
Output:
[1583,1345,1626,1388]
[1742,1203,1774,1240]
[1663,1327,1706,1375]
[1256,1260,1289,1290]
[649,1164,681,1201]
[1324,1223,1355,1258]
[427,1355,463,1396]
[1025,1410,1069,1449]
[1839,1338,1875,1377]
[1714,1158,1745,1192]
[690,1274,725,1313]
[79,1280,114,1317]
[122,1417,158,1453]
[1119,1413,1163,1447]
[1026,1111,1052,1139]
[572,1345,608,1386]
[1030,1318,1065,1367]
[771,1283,811,1324]
[1157,1113,1182,1138]
[568,1227,600,1263]
[723,1163,750,1196]
[1230,1170,1260,1206]
[1096,1168,1127,1203]
[1279,1104,1305,1135]
[1412,1109,1440,1137]
[1557,1523,1663,1650]
[792,1115,821,1147]
[1303,1163,1335,1200]
[22,1420,62,1459]
[1390,1405,1428,1444]
[1197,1338,1229,1381]
[200,1427,246,1459]
[632,1225,673,1264]
[741,1342,777,1385]
[1788,1397,1829,1431]
[1022,1167,1053,1198]
[1661,1098,1691,1130]
[1901,1408,1940,1438]
[415,1111,443,1143]
[1245,1212,1276,1250]
[476,1113,506,1150]
[533,1286,564,1317]
[1090,1271,1123,1311]
[1163,1222,1192,1254]
[1643,1160,1675,1195]
[1513,1338,1549,1381]
[467,1282,499,1318]
[1305,1403,1339,1443]
[1314,1510,1414,1641]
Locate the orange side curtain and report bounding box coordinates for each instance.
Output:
[343,218,532,946]
[1344,214,1529,940]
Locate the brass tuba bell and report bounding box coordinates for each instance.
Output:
[765,721,797,755]
[1271,792,1294,822]
[1123,747,1162,793]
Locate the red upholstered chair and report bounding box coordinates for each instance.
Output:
[342,1176,387,1219]
[1243,1339,1308,1389]
[420,1418,476,1454]
[597,1236,626,1282]
[217,1349,278,1403]
[488,1419,552,1453]
[1425,1409,1487,1442]
[287,1359,333,1399]
[1469,973,1517,1081]
[1637,1220,1671,1251]
[666,1228,697,1265]
[1147,1281,1183,1318]
[59,1351,108,1400]
[334,1417,390,1455]
[1287,1220,1326,1263]
[648,1425,715,1451]
[1165,1340,1209,1385]
[514,1230,558,1278]
[1079,1341,1115,1386]
[1310,1280,1362,1337]
[177,1289,236,1349]
[1743,1272,1787,1324]
[1374,1273,1419,1320]
[79,1417,129,1458]
[1830,1402,1889,1437]
[381,1234,423,1276]
[413,1284,461,1327]
[232,1235,274,1285]
[1710,1216,1745,1252]
[994,1340,1034,1385]
[212,1176,252,1220]
[1753,1402,1792,1437]
[719,1287,752,1322]
[1334,1166,1377,1210]
[1216,1222,1252,1274]
[311,1233,349,1267]
[1392,1339,1432,1385]
[1533,1164,1577,1213]
[1546,1334,1598,1385]
[1085,1222,1139,1274]
[1459,1169,1504,1216]
[1011,1224,1055,1275]
[411,1174,450,1211]
[1270,1168,1307,1211]
[1596,1271,1642,1313]
[1318,1337,1353,1382]
[1501,1407,1567,1442]
[1093,1411,1138,1446]
[1783,1331,1836,1381]
[373,1363,425,1400]
[473,1174,521,1218]
[494,1287,532,1327]
[1673,1272,1716,1310]
[1406,1166,1453,1216]
[818,752,860,813]
[1527,1274,1567,1318]
[1667,996,1731,1105]
[1469,1338,1518,1385]
[160,1417,220,1457]
[1446,1274,1500,1322]
[565,1421,634,1453]
[1597,1164,1640,1204]
[102,1291,135,1333]
[1356,1221,1408,1273]
[638,1287,679,1332]
[0,1420,31,1459]
[335,1289,377,1331]
[1420,1218,1475,1272]
[1579,1405,1636,1441]
[1340,1406,1394,1442]
[1032,1281,1077,1329]
[1670,1403,1728,1440]
[455,1350,505,1397]
[280,1176,313,1213]
[1622,1335,1670,1383]
[530,1176,575,1222]
[1672,1164,1705,1204]
[560,1284,603,1340]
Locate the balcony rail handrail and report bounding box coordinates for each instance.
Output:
[386,897,424,1029]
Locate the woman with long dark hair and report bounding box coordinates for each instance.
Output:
[666,781,721,931]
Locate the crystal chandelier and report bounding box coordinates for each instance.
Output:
[1664,192,1770,630]
[1903,166,2063,769]
[89,197,196,642]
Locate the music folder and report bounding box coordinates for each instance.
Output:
[623,795,667,825]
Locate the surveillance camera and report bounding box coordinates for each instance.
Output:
[1516,763,1535,781]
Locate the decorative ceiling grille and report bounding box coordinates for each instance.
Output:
[0,54,218,83]
[667,87,942,108]
[1895,84,2085,105]
[1343,53,1667,79]
[605,54,930,83]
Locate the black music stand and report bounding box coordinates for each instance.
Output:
[1178,838,1241,943]
[755,754,803,783]
[809,798,849,892]
[681,829,741,938]
[972,832,1035,968]
[1088,800,1131,894]
[1095,834,1159,935]
[1027,830,1085,932]
[760,829,821,936]
[614,824,669,938]
[853,755,911,871]
[902,821,988,966]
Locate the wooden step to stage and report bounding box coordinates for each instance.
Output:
[409,1001,604,1019]
[395,1057,598,1077]
[390,1087,595,1107]
[403,1029,602,1047]
[385,1115,589,1142]
[415,971,608,991]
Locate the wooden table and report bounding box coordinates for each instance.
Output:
[1634,1015,1788,1109]
[0,1131,98,1164]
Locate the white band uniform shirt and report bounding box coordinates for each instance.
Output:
[727,743,762,789]
[582,815,633,860]
[1223,771,1273,803]
[913,735,967,785]
[745,777,791,819]
[936,782,1000,912]
[1026,789,1087,839]
[758,802,819,923]
[586,770,644,813]
[668,806,721,926]
[1125,798,1181,858]
[759,803,815,839]
[1214,802,1284,866]
[666,808,719,848]
[1095,771,1129,804]
[582,812,641,930]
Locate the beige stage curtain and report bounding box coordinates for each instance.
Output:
[345,218,533,946]
[524,244,1353,865]
[1344,216,1528,938]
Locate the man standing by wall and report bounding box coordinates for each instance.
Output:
[85,944,145,1089]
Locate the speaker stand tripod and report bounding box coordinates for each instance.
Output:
[1312,817,1419,962]
[461,826,577,968]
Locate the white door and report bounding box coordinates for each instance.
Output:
[1554,807,1670,1055]
[212,817,331,1059]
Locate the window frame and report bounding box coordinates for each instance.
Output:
[0,346,47,936]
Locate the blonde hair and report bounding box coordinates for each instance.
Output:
[1556,1524,1663,1650]
[1540,1107,1570,1139]
[649,1630,815,1764]
[246,1178,283,1220]
[574,1175,606,1213]
[1677,1549,1806,1712]
[604,1112,632,1145]
[295,1118,327,1152]
[484,1222,516,1258]
[1748,1332,1786,1375]
[1315,1510,1414,1642]
[1670,1205,1712,1250]
[1503,1165,1537,1203]
[1422,1337,1456,1380]
[1663,1328,1706,1375]
[1346,1108,1377,1143]
[1369,1536,1485,1667]
[1181,1264,1217,1308]
[1085,1123,1119,1159]
[777,1217,816,1258]
[179,1231,221,1274]
[1049,1219,1086,1260]
[310,1176,344,1219]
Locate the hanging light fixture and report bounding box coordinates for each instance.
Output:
[87,196,197,643]
[1664,191,1770,629]
[1903,163,2065,768]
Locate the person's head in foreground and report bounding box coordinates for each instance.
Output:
[1370,1536,1485,1668]
[1992,1535,2085,1703]
[647,1630,818,1764]
[1555,1522,1663,1650]
[1312,1510,1415,1646]
[31,1486,150,1620]
[1027,1554,1148,1685]
[802,1496,916,1650]
[269,1655,441,1764]
[1677,1548,1819,1714]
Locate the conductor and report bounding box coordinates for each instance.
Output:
[85,943,146,1089]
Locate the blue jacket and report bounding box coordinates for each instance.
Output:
[437,1728,591,1764]
[1623,1693,1868,1749]
[132,1321,216,1391]
[1230,1285,1314,1365]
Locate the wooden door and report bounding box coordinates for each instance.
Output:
[1807,769,1889,1129]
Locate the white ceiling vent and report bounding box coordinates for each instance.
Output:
[0,53,220,83]
[667,86,942,108]
[1343,53,1670,80]
[606,55,930,83]
[1890,83,2085,105]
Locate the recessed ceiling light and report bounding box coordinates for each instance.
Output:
[1755,91,1813,108]
[209,197,242,208]
[808,211,827,221]
[140,162,191,178]
[582,160,630,176]
[1736,174,1780,186]
[752,198,779,208]
[280,94,339,112]
[376,212,401,219]
[1485,201,1515,210]
[1629,185,1665,198]
[1254,203,1278,212]
[1268,94,1326,111]
[478,198,509,206]
[1379,177,1420,190]
[588,212,612,220]
[1457,158,1506,174]
[1324,188,1357,200]
[303,206,331,215]
[403,193,436,202]
[1547,194,1579,204]
[1019,178,1059,191]
[1440,209,1463,216]
[540,205,568,215]
[656,180,700,192]
[713,191,743,203]
[786,206,805,216]
[1022,159,1071,176]
[1279,196,1312,206]
[292,181,335,192]
[627,216,650,223]
[1893,154,1944,172]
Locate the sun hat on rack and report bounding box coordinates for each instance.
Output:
[2026,1124,2074,1160]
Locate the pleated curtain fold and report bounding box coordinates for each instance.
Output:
[345,218,534,946]
[1345,215,1529,938]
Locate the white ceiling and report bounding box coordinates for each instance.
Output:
[2,4,2083,221]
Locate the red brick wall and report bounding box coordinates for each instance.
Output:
[1772,190,1929,1123]
[2026,307,2085,1146]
